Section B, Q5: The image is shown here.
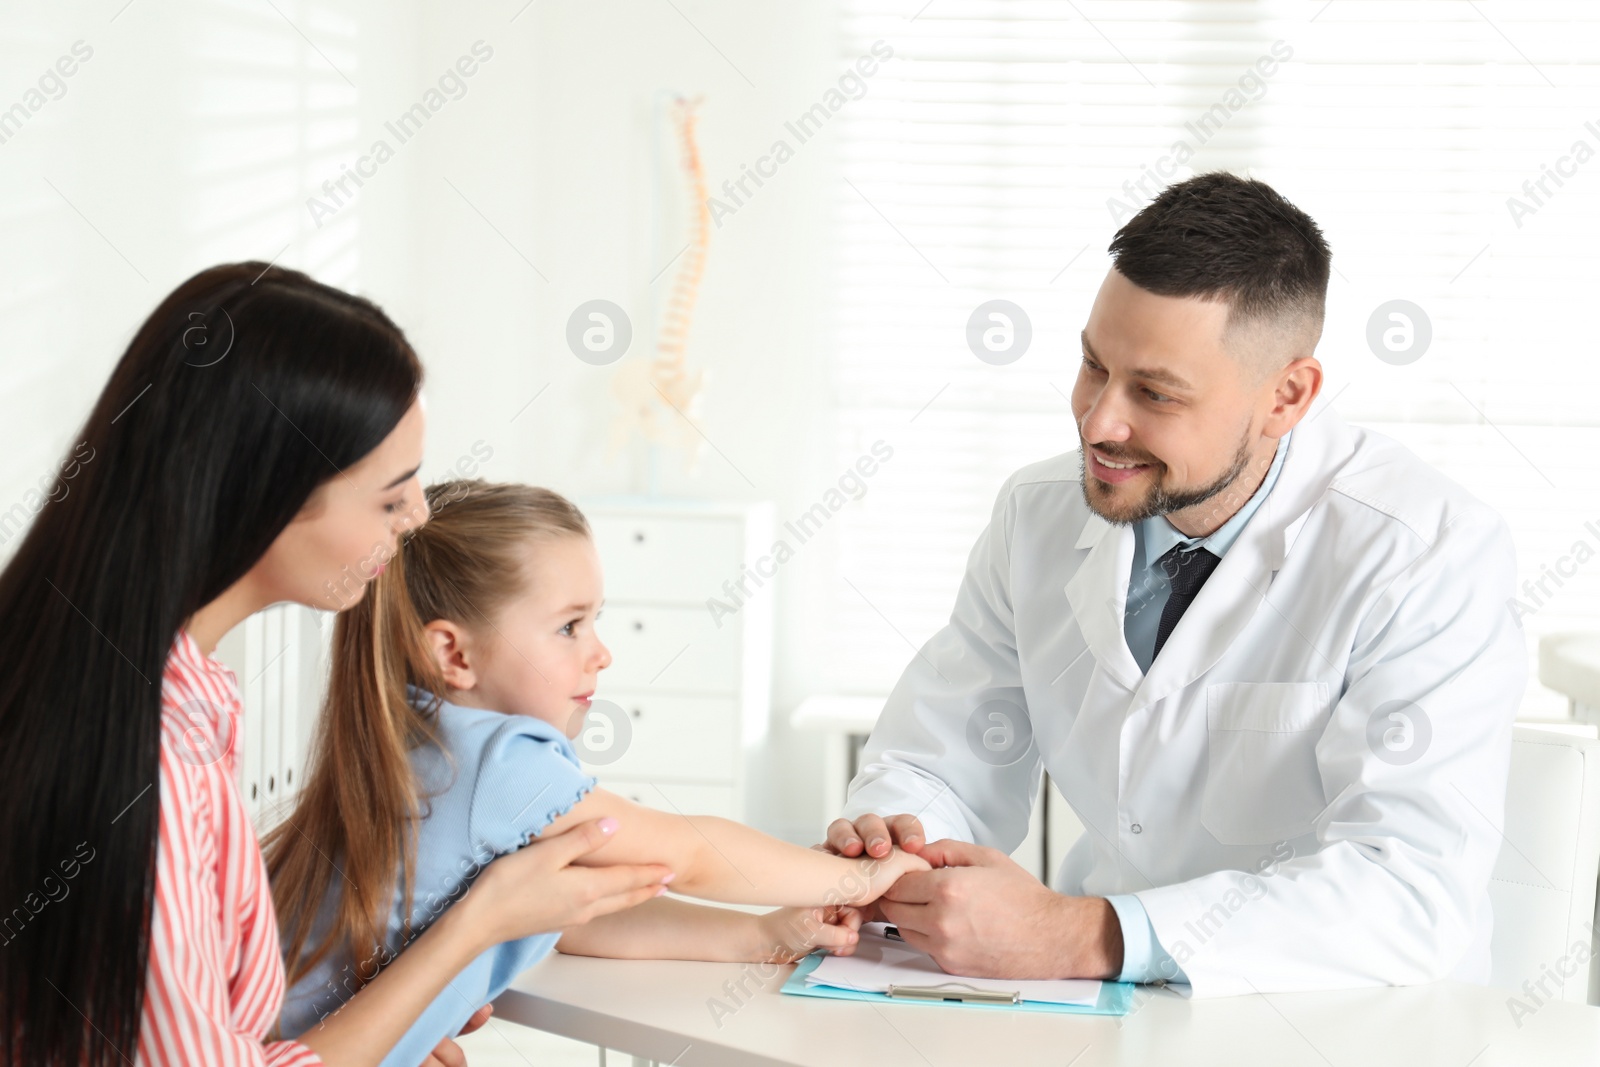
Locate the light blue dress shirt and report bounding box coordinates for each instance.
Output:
[1104,433,1290,985]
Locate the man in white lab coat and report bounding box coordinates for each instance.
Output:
[827,172,1527,997]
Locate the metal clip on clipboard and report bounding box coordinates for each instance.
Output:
[878,928,1023,1004]
[885,982,1022,1005]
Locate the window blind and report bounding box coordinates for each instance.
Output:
[0,0,364,828]
[830,0,1600,715]
[0,0,362,542]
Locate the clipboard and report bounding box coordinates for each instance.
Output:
[780,944,1138,1016]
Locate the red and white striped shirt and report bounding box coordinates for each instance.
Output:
[136,629,322,1066]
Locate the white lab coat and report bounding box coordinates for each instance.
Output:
[841,409,1527,997]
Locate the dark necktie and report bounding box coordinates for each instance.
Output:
[1152,543,1221,660]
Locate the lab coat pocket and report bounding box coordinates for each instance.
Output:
[1202,682,1332,846]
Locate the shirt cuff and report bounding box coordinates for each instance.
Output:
[1105,894,1187,985]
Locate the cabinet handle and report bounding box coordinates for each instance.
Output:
[633,620,644,631]
[267,774,275,793]
[633,530,646,543]
[630,708,642,719]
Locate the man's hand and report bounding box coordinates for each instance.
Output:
[877,839,1123,980]
[819,812,927,859]
[813,813,928,924]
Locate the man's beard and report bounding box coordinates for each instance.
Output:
[1079,428,1255,527]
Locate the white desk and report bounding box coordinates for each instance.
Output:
[495,952,1600,1066]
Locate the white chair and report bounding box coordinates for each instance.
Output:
[1487,725,1600,1004]
[1540,633,1600,724]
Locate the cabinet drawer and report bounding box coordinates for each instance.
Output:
[591,514,744,603]
[600,778,738,821]
[599,604,742,692]
[578,692,737,781]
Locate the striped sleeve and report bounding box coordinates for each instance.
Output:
[136,632,323,1067]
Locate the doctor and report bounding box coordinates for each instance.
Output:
[826,172,1526,997]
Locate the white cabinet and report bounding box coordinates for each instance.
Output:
[578,500,774,823]
[215,602,327,832]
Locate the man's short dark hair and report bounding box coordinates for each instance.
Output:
[1108,172,1330,339]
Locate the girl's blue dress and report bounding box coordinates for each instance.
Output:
[277,686,596,1064]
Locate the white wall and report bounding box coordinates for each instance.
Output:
[1,0,423,514]
[13,2,1590,853]
[2,0,854,844]
[401,0,847,842]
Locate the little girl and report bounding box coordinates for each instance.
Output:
[264,480,926,1064]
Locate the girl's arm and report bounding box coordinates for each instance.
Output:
[556,897,864,963]
[540,788,929,908]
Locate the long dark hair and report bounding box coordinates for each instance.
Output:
[0,262,424,1065]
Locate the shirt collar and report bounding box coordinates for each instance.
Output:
[406,684,587,760]
[172,627,236,681]
[1138,431,1292,569]
[166,629,242,775]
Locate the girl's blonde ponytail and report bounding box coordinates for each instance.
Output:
[264,479,589,988]
[264,543,445,987]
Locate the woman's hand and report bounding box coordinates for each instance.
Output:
[464,817,674,951]
[298,821,665,1067]
[752,905,867,963]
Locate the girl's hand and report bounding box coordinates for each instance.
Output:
[855,845,932,905]
[465,817,674,950]
[752,905,867,963]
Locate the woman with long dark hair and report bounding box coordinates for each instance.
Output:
[0,263,673,1066]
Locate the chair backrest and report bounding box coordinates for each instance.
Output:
[1488,726,1600,1004]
